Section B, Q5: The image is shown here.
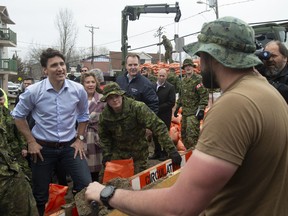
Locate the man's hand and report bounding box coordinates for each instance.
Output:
[71,139,86,159]
[28,141,43,163]
[169,149,182,166]
[85,182,105,203]
[21,149,28,158]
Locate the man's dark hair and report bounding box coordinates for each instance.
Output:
[24,77,35,83]
[40,48,65,67]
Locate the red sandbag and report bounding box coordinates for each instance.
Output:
[103,158,134,183]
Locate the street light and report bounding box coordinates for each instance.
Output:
[197,0,219,19]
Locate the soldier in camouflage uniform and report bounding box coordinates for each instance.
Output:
[98,82,182,177]
[167,67,181,93]
[158,35,173,63]
[0,90,32,183]
[141,67,157,83]
[174,58,209,149]
[0,92,38,216]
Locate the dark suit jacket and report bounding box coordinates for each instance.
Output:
[153,81,176,129]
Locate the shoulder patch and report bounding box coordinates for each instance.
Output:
[196,83,203,89]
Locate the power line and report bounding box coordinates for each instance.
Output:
[14,1,257,56]
[129,31,200,52]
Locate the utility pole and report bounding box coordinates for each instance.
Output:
[154,26,164,62]
[85,25,99,69]
[197,0,219,19]
[208,0,219,19]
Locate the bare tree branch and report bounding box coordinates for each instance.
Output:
[55,8,78,63]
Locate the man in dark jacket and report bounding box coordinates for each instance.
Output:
[116,54,159,114]
[263,40,288,103]
[149,68,176,160]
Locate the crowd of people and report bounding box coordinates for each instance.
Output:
[1,15,288,216]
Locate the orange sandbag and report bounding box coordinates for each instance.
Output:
[103,158,134,183]
[176,139,187,151]
[169,125,179,144]
[44,183,68,216]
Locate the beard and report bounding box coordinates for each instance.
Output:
[265,65,280,77]
[201,68,220,89]
[199,52,220,89]
[264,59,285,77]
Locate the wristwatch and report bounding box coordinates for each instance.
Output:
[100,185,116,209]
[77,135,85,141]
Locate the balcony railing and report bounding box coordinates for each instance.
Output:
[0,28,17,46]
[0,59,17,72]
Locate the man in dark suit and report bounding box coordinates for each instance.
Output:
[149,68,176,160]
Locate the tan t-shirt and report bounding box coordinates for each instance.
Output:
[197,73,288,215]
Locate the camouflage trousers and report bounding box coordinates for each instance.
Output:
[17,156,32,187]
[181,115,200,149]
[0,172,38,216]
[165,50,173,64]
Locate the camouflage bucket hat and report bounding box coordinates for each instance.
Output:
[182,58,196,69]
[183,16,263,69]
[100,82,125,102]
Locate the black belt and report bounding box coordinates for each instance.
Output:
[36,137,76,148]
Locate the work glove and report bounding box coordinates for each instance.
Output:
[195,108,205,121]
[169,149,182,166]
[174,106,180,118]
[102,155,111,166]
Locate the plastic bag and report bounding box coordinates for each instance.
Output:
[103,158,134,183]
[44,183,68,216]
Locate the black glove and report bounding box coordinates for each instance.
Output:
[102,156,111,166]
[169,150,182,166]
[174,107,180,117]
[195,109,205,121]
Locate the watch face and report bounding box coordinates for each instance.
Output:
[101,185,115,197]
[79,135,84,141]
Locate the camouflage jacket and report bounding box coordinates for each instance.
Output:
[177,73,209,116]
[0,125,21,179]
[167,73,181,93]
[160,38,173,51]
[147,75,157,84]
[0,107,26,157]
[99,96,176,161]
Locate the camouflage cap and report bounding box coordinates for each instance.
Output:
[100,82,125,102]
[183,16,263,69]
[182,58,196,69]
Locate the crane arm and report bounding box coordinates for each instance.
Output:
[121,2,181,72]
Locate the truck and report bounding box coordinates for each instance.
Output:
[250,20,288,47]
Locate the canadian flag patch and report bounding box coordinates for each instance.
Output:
[196,83,203,89]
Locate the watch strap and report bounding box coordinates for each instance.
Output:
[77,134,84,141]
[100,185,116,209]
